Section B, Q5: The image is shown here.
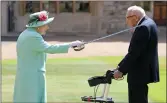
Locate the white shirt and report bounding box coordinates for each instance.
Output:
[137,16,145,26]
[133,16,145,32]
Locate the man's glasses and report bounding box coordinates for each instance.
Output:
[126,15,136,19]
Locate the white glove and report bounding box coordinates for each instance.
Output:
[70,40,84,48]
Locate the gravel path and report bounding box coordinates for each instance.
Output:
[2,41,166,60]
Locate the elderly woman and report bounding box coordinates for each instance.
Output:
[13,11,84,102]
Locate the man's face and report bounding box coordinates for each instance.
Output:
[126,12,139,27]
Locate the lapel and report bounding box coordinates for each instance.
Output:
[128,16,148,52]
[137,16,147,26]
[132,16,148,37]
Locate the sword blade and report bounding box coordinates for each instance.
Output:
[84,26,140,44]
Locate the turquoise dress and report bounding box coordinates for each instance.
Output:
[13,28,70,102]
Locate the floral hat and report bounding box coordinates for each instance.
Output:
[26,11,54,27]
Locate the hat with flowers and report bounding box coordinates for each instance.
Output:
[26,11,54,27]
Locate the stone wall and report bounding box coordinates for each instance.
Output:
[1,1,8,36]
[101,1,136,34]
[14,1,137,35]
[1,1,155,36]
[13,2,93,35]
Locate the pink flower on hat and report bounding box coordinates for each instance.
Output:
[38,13,47,21]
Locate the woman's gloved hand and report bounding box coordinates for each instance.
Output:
[70,40,83,47]
[70,40,85,51]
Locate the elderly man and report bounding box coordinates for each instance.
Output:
[113,6,160,103]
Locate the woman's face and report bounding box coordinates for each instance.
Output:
[37,25,49,35]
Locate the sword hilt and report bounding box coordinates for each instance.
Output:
[73,45,85,51]
[73,40,85,51]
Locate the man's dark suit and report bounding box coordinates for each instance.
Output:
[118,16,160,103]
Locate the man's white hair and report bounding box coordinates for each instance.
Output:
[127,5,146,18]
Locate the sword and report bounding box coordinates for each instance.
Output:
[73,25,141,51]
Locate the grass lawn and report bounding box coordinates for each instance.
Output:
[2,56,166,102]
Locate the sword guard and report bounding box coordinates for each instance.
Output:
[72,40,85,51]
[73,44,85,51]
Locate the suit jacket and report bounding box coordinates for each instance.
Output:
[118,16,160,85]
[13,27,70,102]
